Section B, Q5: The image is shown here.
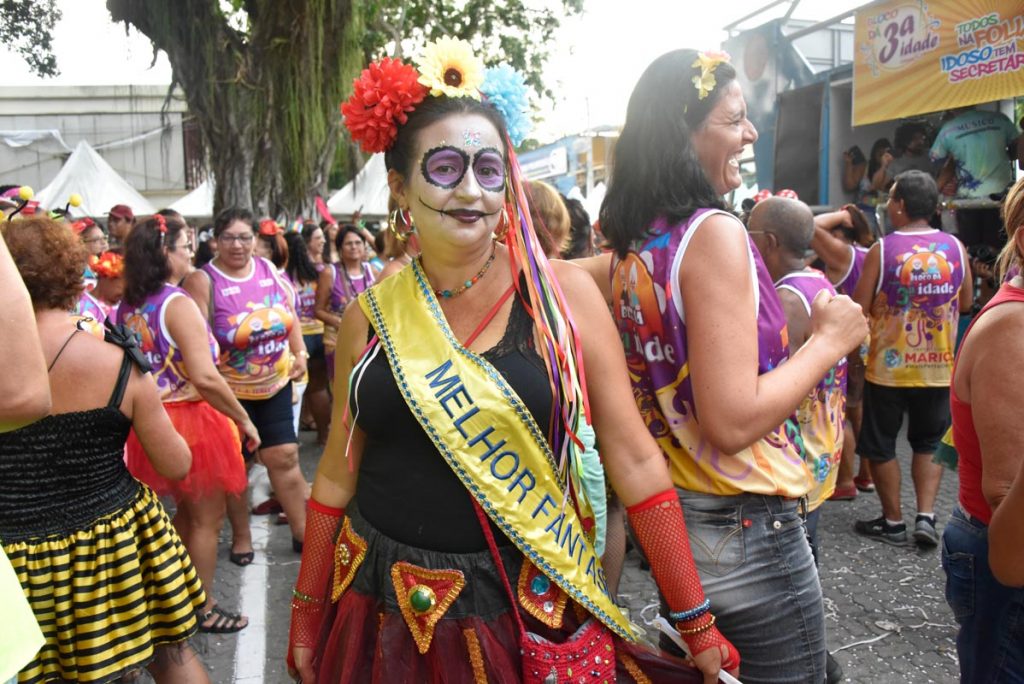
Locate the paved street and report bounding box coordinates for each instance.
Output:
[177,426,960,683]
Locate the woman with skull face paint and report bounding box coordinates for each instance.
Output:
[287,40,737,684]
[595,50,868,683]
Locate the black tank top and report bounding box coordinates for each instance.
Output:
[0,330,139,542]
[353,290,553,552]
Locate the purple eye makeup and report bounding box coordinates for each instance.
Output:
[421,146,470,189]
[419,145,507,193]
[472,148,506,192]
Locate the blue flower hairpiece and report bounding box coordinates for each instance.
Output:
[480,64,532,147]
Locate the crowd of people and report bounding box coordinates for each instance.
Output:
[842,109,1021,249]
[0,36,1022,684]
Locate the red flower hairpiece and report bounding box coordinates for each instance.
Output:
[341,58,428,154]
[90,251,124,279]
[154,214,168,234]
[70,217,96,235]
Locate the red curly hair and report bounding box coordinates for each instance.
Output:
[2,216,88,311]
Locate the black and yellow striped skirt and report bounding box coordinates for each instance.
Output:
[3,485,206,683]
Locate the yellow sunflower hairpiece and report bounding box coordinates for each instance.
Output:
[414,37,485,99]
[691,50,731,100]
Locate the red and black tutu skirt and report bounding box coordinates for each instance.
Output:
[312,503,704,683]
[127,399,246,501]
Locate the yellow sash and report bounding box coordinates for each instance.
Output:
[359,264,633,640]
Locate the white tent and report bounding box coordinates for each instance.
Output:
[169,179,214,217]
[35,140,156,217]
[327,154,390,219]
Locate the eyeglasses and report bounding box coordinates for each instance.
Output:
[219,234,254,245]
[83,236,109,244]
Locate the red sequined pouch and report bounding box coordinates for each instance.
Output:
[472,501,616,684]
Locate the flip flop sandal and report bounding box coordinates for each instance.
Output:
[199,605,248,634]
[229,550,255,566]
[252,498,283,515]
[828,485,858,501]
[854,476,876,493]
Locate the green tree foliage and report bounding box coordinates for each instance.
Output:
[363,0,583,100]
[107,0,364,217]
[6,0,581,216]
[0,0,61,77]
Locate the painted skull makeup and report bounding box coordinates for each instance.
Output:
[420,145,506,193]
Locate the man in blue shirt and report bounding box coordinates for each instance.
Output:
[931,106,1020,248]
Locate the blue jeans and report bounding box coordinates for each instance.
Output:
[942,507,1024,683]
[663,490,826,684]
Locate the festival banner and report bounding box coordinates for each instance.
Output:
[853,0,1024,125]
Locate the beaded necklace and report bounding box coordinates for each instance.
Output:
[426,243,497,299]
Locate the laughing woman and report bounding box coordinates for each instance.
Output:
[287,40,739,684]
[596,49,866,683]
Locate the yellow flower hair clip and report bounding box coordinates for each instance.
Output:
[415,37,485,99]
[691,50,731,100]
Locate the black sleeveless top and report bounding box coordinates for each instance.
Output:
[353,290,553,552]
[0,330,141,542]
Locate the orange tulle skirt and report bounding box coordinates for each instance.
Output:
[127,400,246,501]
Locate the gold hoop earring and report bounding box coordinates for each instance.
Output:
[389,209,412,243]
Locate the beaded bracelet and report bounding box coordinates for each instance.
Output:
[292,587,322,604]
[676,613,716,636]
[668,598,711,623]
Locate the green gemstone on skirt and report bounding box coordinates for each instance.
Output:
[410,587,434,612]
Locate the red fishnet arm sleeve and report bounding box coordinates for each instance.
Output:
[287,499,343,661]
[627,489,740,670]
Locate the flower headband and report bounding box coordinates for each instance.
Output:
[259,219,283,236]
[341,38,532,154]
[70,217,96,235]
[90,251,124,279]
[691,50,731,100]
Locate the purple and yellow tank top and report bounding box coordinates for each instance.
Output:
[116,284,219,403]
[775,269,848,510]
[202,257,295,400]
[291,264,325,336]
[323,262,375,350]
[329,262,375,311]
[612,209,811,498]
[866,229,966,387]
[834,244,869,297]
